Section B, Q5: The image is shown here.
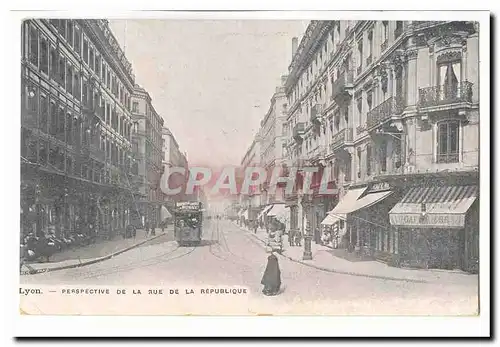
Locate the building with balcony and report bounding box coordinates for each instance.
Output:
[290,20,480,272]
[239,135,261,225]
[21,19,138,240]
[161,127,188,206]
[258,77,288,207]
[130,84,165,228]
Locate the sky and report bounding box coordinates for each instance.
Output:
[109,19,307,167]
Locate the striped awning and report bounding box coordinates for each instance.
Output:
[389,185,478,228]
[258,205,274,219]
[267,204,289,224]
[326,187,367,221]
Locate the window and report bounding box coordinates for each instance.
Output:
[67,21,73,46]
[357,41,363,70]
[50,47,57,79]
[367,91,373,110]
[437,121,460,163]
[395,21,403,39]
[66,113,72,145]
[95,55,101,77]
[82,79,88,106]
[74,27,81,55]
[73,72,80,100]
[66,65,73,95]
[356,97,363,125]
[357,148,362,178]
[59,57,65,87]
[40,95,48,133]
[50,102,57,135]
[132,101,139,113]
[40,37,48,74]
[366,145,372,176]
[29,25,38,66]
[438,61,461,100]
[106,71,111,89]
[58,107,65,139]
[89,47,95,71]
[380,139,387,172]
[83,39,88,63]
[59,19,67,39]
[367,30,373,60]
[381,21,389,50]
[27,84,38,114]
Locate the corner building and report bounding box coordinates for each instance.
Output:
[21,19,138,239]
[283,20,479,272]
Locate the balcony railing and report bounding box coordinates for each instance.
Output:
[437,152,459,164]
[293,122,305,141]
[366,96,405,130]
[418,82,473,108]
[412,21,445,30]
[381,39,388,52]
[331,69,354,101]
[330,128,354,151]
[366,54,373,66]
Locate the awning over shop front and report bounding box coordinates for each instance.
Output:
[160,206,172,221]
[389,185,478,228]
[321,213,341,226]
[258,205,274,219]
[267,203,289,224]
[324,187,367,221]
[242,209,249,220]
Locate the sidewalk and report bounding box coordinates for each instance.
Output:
[236,223,478,285]
[21,227,173,275]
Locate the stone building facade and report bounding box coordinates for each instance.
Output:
[21,19,139,239]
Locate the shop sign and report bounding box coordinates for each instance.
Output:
[368,182,391,193]
[389,213,465,228]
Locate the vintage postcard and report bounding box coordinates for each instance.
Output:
[13,9,490,337]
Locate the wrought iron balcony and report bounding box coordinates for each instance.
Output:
[366,96,405,130]
[437,152,459,164]
[418,82,473,109]
[366,54,373,66]
[381,39,388,52]
[292,122,305,142]
[331,70,354,102]
[330,128,354,151]
[412,21,444,30]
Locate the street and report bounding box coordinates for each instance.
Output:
[21,219,478,315]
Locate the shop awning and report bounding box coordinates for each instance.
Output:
[258,205,274,218]
[267,204,289,224]
[160,206,172,221]
[326,187,367,221]
[389,185,478,228]
[321,213,341,226]
[351,190,393,212]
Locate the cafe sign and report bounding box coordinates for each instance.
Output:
[368,182,391,193]
[389,213,465,228]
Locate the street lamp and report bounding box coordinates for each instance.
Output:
[302,201,313,260]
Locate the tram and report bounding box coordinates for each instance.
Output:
[174,201,203,246]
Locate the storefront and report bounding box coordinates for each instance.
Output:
[389,185,479,272]
[320,182,397,258]
[266,203,289,229]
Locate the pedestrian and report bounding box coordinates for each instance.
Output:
[145,221,150,238]
[261,252,281,296]
[151,223,156,236]
[253,220,258,234]
[161,222,165,233]
[288,228,295,247]
[295,230,302,247]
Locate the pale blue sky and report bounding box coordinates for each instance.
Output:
[110,19,306,167]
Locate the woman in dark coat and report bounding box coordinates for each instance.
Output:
[261,252,281,296]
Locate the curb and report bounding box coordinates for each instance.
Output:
[235,223,430,284]
[22,232,167,275]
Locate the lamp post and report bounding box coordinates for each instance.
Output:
[302,201,313,260]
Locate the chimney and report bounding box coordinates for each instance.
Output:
[280,75,288,86]
[292,37,298,57]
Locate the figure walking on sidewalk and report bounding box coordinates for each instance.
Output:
[261,252,281,296]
